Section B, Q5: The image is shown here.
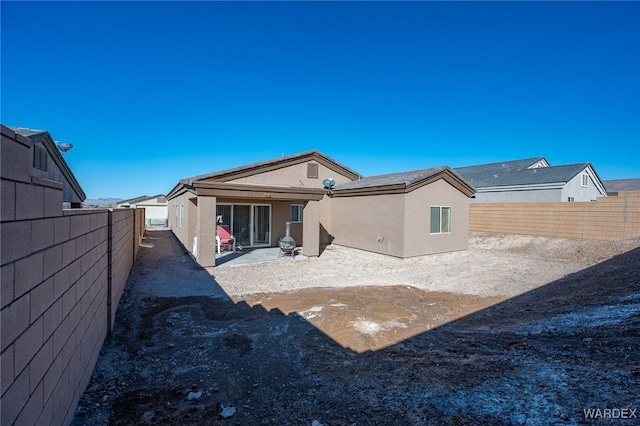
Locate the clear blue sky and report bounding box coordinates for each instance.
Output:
[2,1,639,200]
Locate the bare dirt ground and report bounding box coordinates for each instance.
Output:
[72,230,640,425]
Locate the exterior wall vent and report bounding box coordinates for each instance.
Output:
[307,163,318,179]
[33,145,48,171]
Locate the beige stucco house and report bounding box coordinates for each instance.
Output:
[117,194,169,226]
[166,151,476,266]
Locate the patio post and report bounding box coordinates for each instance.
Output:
[302,200,320,257]
[197,195,217,267]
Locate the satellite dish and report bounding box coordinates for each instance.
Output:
[56,142,74,155]
[323,178,335,193]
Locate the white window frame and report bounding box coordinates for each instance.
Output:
[430,206,451,234]
[581,173,589,187]
[291,204,304,223]
[179,203,184,228]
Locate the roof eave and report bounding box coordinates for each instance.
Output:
[193,181,326,201]
[334,169,476,198]
[188,150,362,183]
[40,132,87,201]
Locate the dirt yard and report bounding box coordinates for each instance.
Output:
[72,230,640,425]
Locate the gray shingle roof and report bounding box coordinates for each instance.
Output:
[453,157,545,187]
[603,179,640,193]
[334,166,450,191]
[455,159,590,188]
[10,127,48,138]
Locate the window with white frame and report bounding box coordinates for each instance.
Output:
[179,203,184,228]
[430,206,451,234]
[291,204,304,222]
[581,173,589,187]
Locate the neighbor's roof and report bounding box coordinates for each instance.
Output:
[455,159,593,188]
[603,178,640,193]
[453,157,547,187]
[118,194,167,205]
[333,166,475,197]
[9,127,47,138]
[9,126,86,202]
[181,150,361,185]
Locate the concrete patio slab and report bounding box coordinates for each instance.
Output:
[215,247,307,267]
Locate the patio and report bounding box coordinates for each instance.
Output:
[214,246,307,267]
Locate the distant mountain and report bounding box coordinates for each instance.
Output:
[84,198,123,207]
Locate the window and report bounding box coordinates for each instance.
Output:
[581,173,589,187]
[307,163,318,179]
[179,203,184,228]
[291,204,304,222]
[430,206,451,234]
[33,146,48,171]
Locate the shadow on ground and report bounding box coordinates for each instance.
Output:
[73,230,639,425]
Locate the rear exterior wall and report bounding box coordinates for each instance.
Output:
[329,193,406,257]
[403,179,470,257]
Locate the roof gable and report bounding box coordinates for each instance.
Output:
[10,126,86,202]
[333,166,475,197]
[182,150,361,185]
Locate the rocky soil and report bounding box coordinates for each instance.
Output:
[72,231,640,425]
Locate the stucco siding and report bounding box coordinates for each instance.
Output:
[227,161,353,188]
[404,179,470,257]
[168,192,195,252]
[561,171,603,202]
[472,188,563,203]
[330,193,406,257]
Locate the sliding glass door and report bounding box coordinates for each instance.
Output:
[253,205,270,245]
[216,204,271,247]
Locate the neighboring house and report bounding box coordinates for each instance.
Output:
[454,157,607,202]
[117,194,169,226]
[9,126,86,208]
[166,150,476,266]
[603,178,640,195]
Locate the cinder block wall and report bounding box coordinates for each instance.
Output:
[109,209,134,329]
[1,126,143,425]
[469,192,640,240]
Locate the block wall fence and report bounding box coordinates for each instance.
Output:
[470,191,640,240]
[1,127,144,425]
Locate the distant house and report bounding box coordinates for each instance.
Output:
[166,150,476,266]
[9,126,86,208]
[602,178,640,195]
[454,157,607,203]
[117,194,169,226]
